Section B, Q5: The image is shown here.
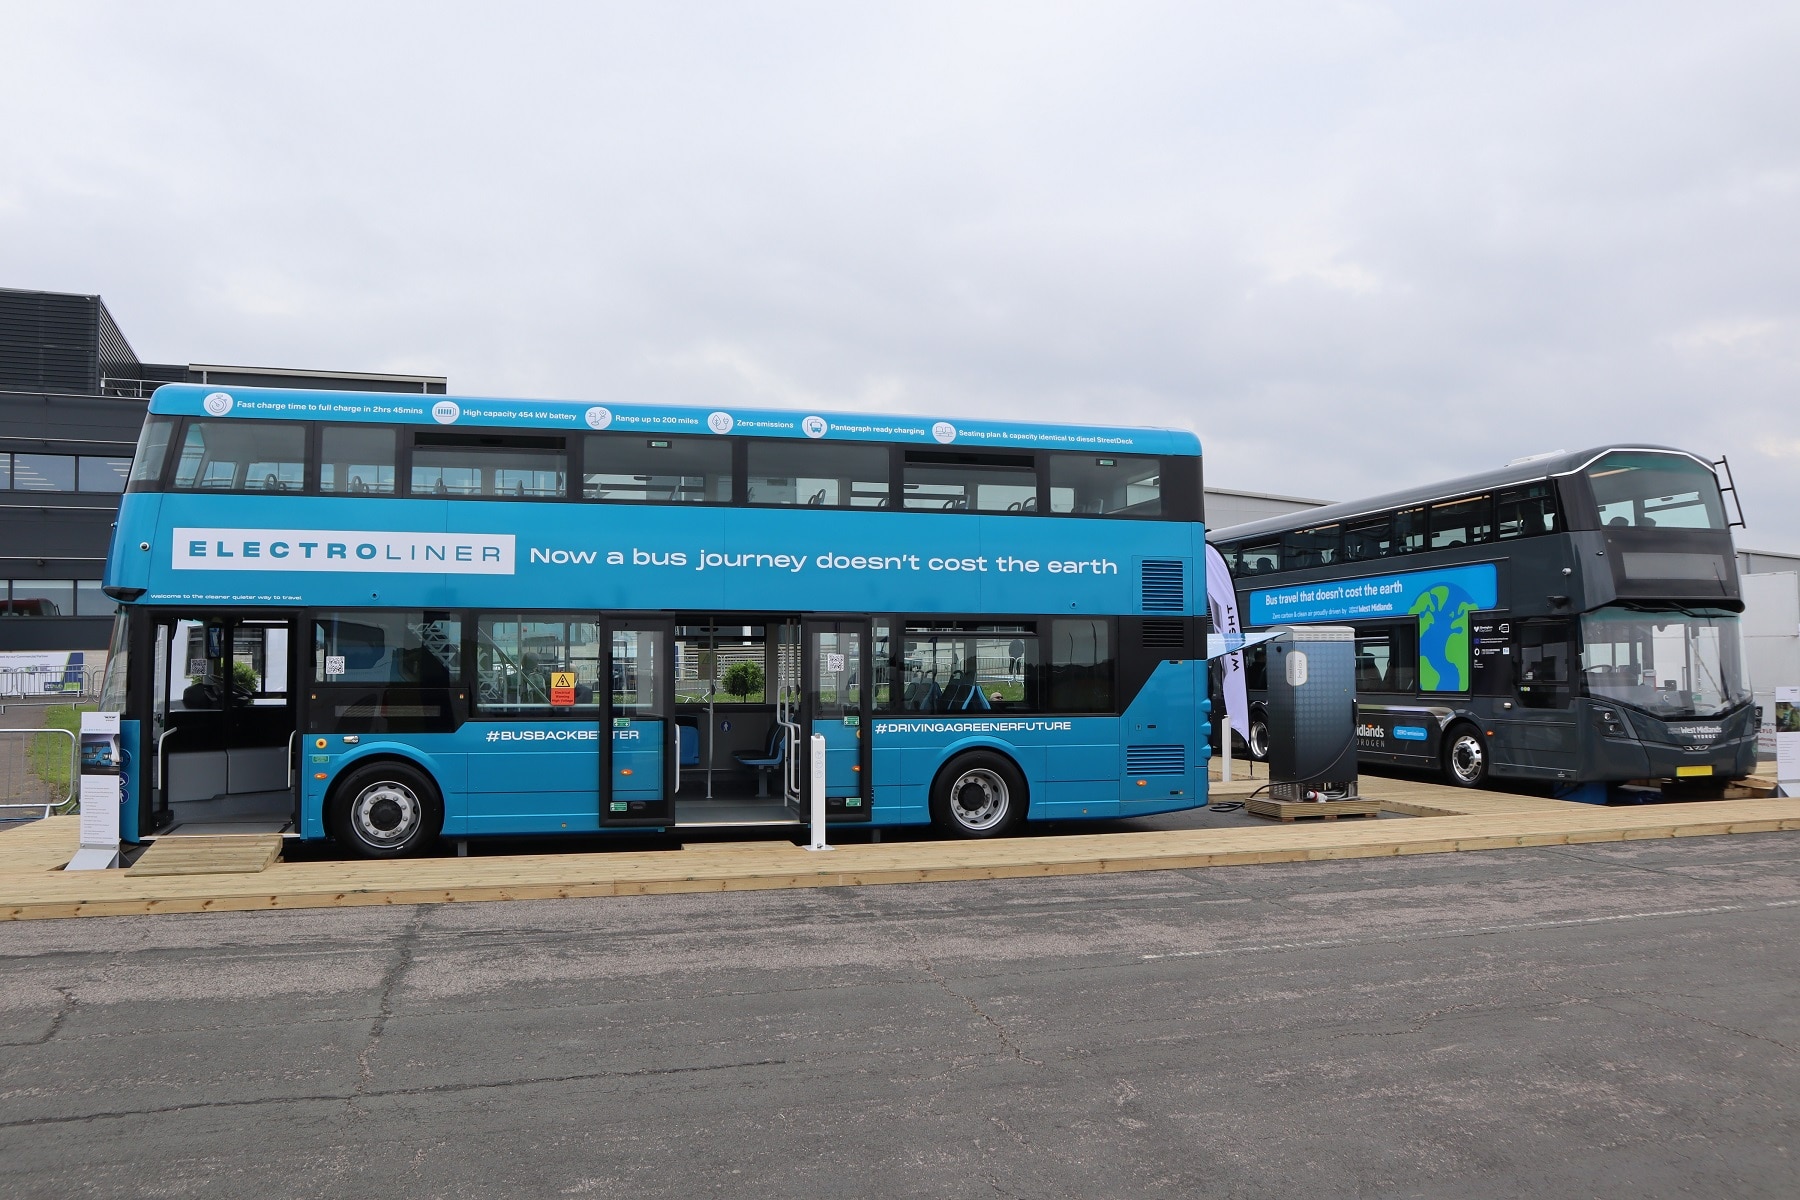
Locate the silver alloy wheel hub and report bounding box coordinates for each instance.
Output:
[1451,736,1483,783]
[950,768,1009,831]
[352,781,420,845]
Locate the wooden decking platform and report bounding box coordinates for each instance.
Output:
[3,783,1797,921]
[1245,796,1382,822]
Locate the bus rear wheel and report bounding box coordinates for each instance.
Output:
[331,761,442,858]
[1442,724,1489,789]
[930,752,1026,839]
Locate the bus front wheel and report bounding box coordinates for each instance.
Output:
[930,752,1026,839]
[1442,725,1489,789]
[330,761,443,858]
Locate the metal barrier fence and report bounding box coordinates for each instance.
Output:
[0,667,105,704]
[0,727,78,822]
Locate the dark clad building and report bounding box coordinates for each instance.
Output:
[0,286,444,653]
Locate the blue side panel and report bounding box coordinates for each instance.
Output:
[120,493,1188,618]
[1120,660,1204,817]
[814,719,861,797]
[118,720,140,843]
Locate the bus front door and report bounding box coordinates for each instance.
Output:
[601,620,674,827]
[802,619,872,822]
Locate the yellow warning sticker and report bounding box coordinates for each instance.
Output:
[550,671,577,706]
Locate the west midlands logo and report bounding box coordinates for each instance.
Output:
[432,400,461,424]
[585,406,613,429]
[202,392,234,416]
[802,415,828,438]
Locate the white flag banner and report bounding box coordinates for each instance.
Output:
[1205,542,1250,741]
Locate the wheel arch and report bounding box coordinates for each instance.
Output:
[928,740,1032,818]
[322,746,445,824]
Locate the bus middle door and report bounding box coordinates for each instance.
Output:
[802,619,872,822]
[601,619,674,827]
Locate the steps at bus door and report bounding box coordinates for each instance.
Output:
[1246,796,1382,823]
[128,834,283,876]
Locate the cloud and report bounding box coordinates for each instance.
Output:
[2,1,1797,550]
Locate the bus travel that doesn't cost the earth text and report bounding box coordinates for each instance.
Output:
[1209,446,1757,798]
[93,384,1213,854]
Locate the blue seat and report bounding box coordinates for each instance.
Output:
[733,726,787,798]
[678,724,700,767]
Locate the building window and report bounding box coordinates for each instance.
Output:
[320,425,397,495]
[9,454,76,491]
[746,441,888,507]
[3,581,74,617]
[1048,454,1161,517]
[76,580,112,616]
[77,456,131,493]
[583,434,732,504]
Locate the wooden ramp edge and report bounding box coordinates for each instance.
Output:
[1,798,1798,921]
[129,834,283,877]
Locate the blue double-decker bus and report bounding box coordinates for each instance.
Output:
[94,385,1211,855]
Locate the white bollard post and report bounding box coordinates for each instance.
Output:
[806,733,832,851]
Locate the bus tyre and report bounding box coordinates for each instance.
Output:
[1442,724,1489,789]
[331,761,442,858]
[931,752,1026,839]
[1247,712,1271,762]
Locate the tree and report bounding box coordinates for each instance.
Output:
[722,660,764,701]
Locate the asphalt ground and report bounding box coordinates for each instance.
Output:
[2,832,1796,1199]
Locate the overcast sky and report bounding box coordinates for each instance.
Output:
[3,2,1796,550]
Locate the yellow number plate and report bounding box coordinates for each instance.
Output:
[1676,765,1714,777]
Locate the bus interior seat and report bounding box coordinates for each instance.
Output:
[733,726,787,798]
[806,489,826,506]
[905,677,942,711]
[678,724,700,767]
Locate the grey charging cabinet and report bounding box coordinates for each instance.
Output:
[1266,626,1359,801]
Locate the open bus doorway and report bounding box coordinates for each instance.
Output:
[669,617,808,826]
[144,613,299,836]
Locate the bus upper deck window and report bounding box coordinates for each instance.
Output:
[904,451,1036,513]
[584,434,731,504]
[1496,483,1557,539]
[1584,450,1727,530]
[171,421,306,492]
[747,440,888,507]
[321,425,397,495]
[1241,542,1279,575]
[1394,507,1427,553]
[125,417,176,491]
[1047,454,1161,517]
[1429,495,1493,549]
[1343,514,1393,560]
[412,434,567,499]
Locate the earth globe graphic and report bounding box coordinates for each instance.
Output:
[1410,583,1478,690]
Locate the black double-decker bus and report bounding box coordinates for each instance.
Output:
[1210,446,1755,795]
